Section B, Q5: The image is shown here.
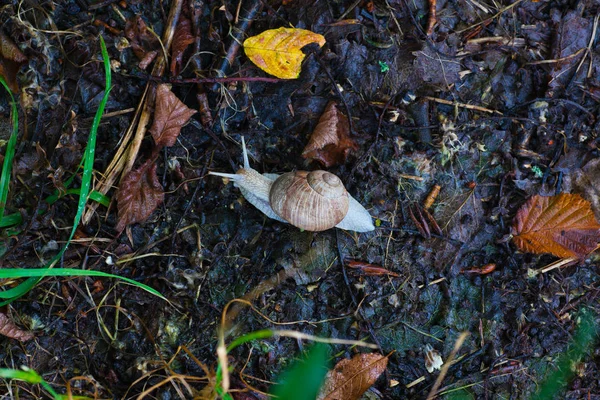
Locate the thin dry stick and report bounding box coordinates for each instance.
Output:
[423,96,503,115]
[426,331,469,400]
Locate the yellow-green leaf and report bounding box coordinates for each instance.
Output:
[243,27,326,79]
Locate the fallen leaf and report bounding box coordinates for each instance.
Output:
[0,31,27,63]
[511,193,600,259]
[317,353,388,400]
[546,11,591,97]
[116,160,164,232]
[0,311,34,342]
[0,31,27,92]
[243,27,325,79]
[170,16,195,76]
[302,102,359,167]
[346,260,399,277]
[124,15,160,70]
[150,84,196,148]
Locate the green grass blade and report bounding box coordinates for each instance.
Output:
[0,367,61,399]
[0,268,166,301]
[0,76,19,222]
[0,212,22,228]
[270,343,329,400]
[45,189,110,207]
[531,308,598,400]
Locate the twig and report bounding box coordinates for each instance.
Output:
[422,96,503,115]
[213,0,263,79]
[426,332,469,400]
[166,76,281,84]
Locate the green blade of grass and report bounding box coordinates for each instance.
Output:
[45,189,111,207]
[531,308,598,400]
[0,268,166,301]
[0,368,61,399]
[0,76,19,222]
[0,212,22,228]
[270,343,329,400]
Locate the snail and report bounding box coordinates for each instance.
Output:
[209,137,375,232]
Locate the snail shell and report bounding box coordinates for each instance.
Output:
[209,137,374,232]
[270,170,349,231]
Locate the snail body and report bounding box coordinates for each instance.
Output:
[210,138,375,232]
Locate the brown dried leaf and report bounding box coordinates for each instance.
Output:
[0,31,27,92]
[150,84,196,148]
[302,102,359,167]
[0,312,34,342]
[124,16,160,70]
[0,31,27,63]
[116,160,164,232]
[170,16,195,76]
[317,353,388,400]
[511,193,600,259]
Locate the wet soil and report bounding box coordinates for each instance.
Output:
[1,0,600,398]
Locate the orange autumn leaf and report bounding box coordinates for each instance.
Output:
[243,27,325,79]
[511,193,600,259]
[317,353,388,400]
[302,102,359,167]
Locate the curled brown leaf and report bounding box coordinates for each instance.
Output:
[302,102,359,167]
[170,16,195,76]
[124,16,160,70]
[150,84,196,148]
[0,312,34,342]
[116,160,164,232]
[317,353,388,400]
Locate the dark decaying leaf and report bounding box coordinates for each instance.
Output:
[116,160,165,232]
[0,311,34,342]
[124,15,160,70]
[546,11,591,97]
[511,193,600,259]
[317,353,388,400]
[170,16,195,76]
[302,102,359,167]
[150,84,196,148]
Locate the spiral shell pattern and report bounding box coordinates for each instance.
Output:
[269,171,349,231]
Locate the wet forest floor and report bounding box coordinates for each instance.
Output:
[0,0,600,398]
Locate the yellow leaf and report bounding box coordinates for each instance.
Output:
[243,27,326,79]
